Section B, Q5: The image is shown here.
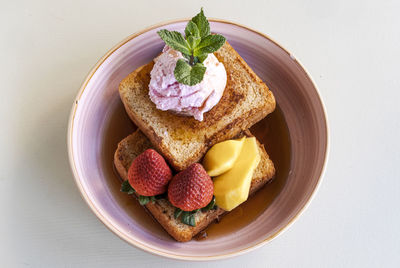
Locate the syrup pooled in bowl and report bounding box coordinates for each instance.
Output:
[101,98,290,241]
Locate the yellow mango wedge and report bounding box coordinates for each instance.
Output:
[213,137,260,211]
[203,136,245,177]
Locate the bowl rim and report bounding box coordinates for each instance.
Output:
[67,18,330,261]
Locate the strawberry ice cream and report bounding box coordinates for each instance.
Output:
[148,46,227,121]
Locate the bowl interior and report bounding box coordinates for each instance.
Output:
[69,20,328,259]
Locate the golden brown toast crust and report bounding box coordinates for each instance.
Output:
[119,42,276,171]
[114,129,275,242]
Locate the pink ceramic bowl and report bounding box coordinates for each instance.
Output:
[68,19,329,260]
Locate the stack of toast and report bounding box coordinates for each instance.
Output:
[114,41,276,242]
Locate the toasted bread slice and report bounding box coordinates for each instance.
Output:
[119,41,276,171]
[114,129,275,242]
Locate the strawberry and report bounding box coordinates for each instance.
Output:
[168,163,213,211]
[128,149,172,196]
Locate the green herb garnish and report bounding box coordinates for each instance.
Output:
[157,8,226,86]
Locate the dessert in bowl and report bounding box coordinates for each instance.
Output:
[68,9,328,260]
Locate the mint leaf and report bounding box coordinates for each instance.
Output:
[197,53,208,63]
[138,195,150,205]
[157,29,191,55]
[187,35,201,50]
[174,59,206,86]
[185,20,200,38]
[194,34,226,56]
[121,180,135,194]
[191,8,210,39]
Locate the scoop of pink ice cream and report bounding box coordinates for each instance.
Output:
[148,46,227,121]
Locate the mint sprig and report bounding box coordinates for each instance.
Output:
[157,8,226,86]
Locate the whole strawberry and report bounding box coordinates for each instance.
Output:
[128,149,172,196]
[168,163,213,211]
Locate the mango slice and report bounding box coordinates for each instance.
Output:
[213,137,260,211]
[203,137,245,177]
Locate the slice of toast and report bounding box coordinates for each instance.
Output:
[114,129,275,242]
[119,41,276,171]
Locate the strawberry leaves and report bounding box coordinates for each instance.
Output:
[181,211,197,226]
[121,180,136,195]
[174,208,197,227]
[201,196,217,212]
[173,197,217,227]
[121,180,162,206]
[157,8,226,86]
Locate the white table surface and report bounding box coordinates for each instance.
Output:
[2,0,399,267]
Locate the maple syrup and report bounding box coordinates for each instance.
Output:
[101,99,291,240]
